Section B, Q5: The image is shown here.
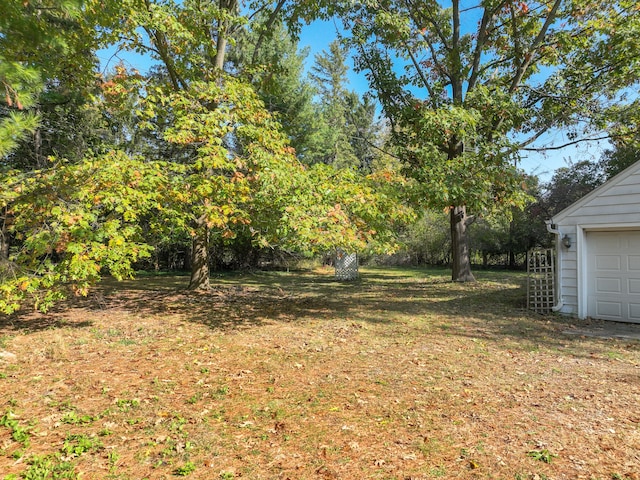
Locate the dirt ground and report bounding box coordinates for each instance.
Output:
[0,267,638,479]
[563,319,640,341]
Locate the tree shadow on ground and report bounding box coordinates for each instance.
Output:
[0,314,94,333]
[1,269,638,359]
[0,269,466,332]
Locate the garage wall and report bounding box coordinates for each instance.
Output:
[551,161,640,320]
[554,166,640,227]
[556,225,578,316]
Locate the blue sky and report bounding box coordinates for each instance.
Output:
[97,18,608,183]
[299,19,370,93]
[297,19,610,182]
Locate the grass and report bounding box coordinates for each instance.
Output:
[0,266,638,479]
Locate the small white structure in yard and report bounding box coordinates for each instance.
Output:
[547,160,640,323]
[335,248,359,280]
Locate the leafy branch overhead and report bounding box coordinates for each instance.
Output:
[345,0,640,207]
[1,152,163,313]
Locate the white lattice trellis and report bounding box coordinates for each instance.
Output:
[335,249,358,280]
[527,249,556,314]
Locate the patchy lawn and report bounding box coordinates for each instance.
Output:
[0,267,638,480]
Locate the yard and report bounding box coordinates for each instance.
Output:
[0,267,638,479]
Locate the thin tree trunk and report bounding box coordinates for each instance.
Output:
[0,229,8,263]
[508,218,515,267]
[0,208,9,262]
[450,205,476,282]
[188,226,210,290]
[183,244,192,272]
[34,125,45,168]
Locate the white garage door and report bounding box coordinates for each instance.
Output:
[587,230,640,323]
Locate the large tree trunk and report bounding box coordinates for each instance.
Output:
[214,0,238,70]
[188,226,210,290]
[450,205,476,282]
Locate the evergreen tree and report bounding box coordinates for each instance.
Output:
[227,20,320,161]
[308,40,360,169]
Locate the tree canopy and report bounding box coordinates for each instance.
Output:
[333,0,640,280]
[0,0,94,159]
[1,0,640,311]
[0,0,413,312]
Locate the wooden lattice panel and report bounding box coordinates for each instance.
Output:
[527,249,556,314]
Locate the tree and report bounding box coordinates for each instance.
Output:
[600,142,640,180]
[150,76,306,289]
[0,0,415,313]
[597,102,640,179]
[541,160,604,215]
[0,57,40,262]
[505,176,553,263]
[308,40,358,168]
[1,0,99,267]
[108,0,413,289]
[400,209,451,266]
[0,66,311,312]
[0,61,40,160]
[0,151,164,313]
[471,176,552,269]
[1,0,101,160]
[338,0,640,281]
[345,92,380,172]
[96,0,410,285]
[226,20,321,162]
[98,0,292,289]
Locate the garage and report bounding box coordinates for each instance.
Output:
[586,230,640,323]
[548,160,640,322]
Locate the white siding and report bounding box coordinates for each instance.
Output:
[551,162,640,319]
[555,171,640,227]
[557,226,578,316]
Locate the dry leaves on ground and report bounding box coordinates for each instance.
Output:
[0,267,638,479]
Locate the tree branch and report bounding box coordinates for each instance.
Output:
[451,0,462,104]
[521,135,612,152]
[142,0,188,91]
[356,44,401,130]
[467,2,501,91]
[403,42,436,101]
[405,0,449,50]
[251,0,287,66]
[508,0,562,94]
